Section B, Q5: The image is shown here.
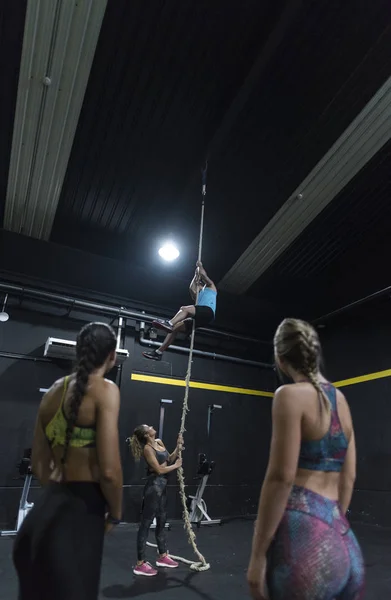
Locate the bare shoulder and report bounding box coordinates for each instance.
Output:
[335,386,348,404]
[274,383,303,399]
[102,377,119,389]
[335,387,352,420]
[40,376,66,405]
[273,384,303,412]
[38,376,69,421]
[95,377,120,407]
[50,376,68,392]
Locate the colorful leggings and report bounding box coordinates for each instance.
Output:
[137,475,168,561]
[266,486,365,600]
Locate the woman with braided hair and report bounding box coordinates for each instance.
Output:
[13,322,123,600]
[248,318,365,600]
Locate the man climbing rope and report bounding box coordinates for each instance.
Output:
[142,261,217,362]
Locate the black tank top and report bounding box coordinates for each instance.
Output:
[147,445,170,476]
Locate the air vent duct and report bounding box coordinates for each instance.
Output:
[44,337,129,365]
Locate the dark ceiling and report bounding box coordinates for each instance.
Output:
[2,0,391,337]
[0,0,27,217]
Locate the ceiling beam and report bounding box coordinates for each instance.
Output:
[219,74,391,294]
[4,0,108,240]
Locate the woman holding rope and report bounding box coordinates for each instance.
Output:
[142,261,217,362]
[129,425,184,576]
[135,165,210,574]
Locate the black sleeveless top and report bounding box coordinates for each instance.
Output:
[147,445,170,476]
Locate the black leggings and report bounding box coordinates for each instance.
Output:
[137,475,168,561]
[13,482,105,600]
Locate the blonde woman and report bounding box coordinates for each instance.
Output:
[129,425,183,576]
[248,318,365,600]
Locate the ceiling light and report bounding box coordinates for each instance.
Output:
[158,243,180,261]
[0,294,9,322]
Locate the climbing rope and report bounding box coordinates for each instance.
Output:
[146,299,210,573]
[172,162,209,571]
[146,541,209,569]
[146,165,210,572]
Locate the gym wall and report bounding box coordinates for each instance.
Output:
[0,228,280,338]
[0,302,275,529]
[320,297,391,527]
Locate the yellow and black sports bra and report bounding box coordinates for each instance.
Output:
[45,376,96,449]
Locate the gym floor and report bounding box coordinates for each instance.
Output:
[0,519,389,599]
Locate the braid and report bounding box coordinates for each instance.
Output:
[307,371,331,415]
[298,330,331,415]
[274,318,330,415]
[61,331,103,468]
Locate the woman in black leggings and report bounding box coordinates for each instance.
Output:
[129,425,183,576]
[13,322,123,600]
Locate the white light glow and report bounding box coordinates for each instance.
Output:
[158,243,180,261]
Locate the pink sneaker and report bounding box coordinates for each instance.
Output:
[156,555,179,568]
[133,562,158,576]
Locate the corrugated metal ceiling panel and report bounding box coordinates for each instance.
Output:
[249,137,391,300]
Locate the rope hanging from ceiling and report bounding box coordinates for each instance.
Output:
[147,164,210,572]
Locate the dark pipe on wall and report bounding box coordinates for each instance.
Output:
[0,282,268,346]
[139,323,273,369]
[0,351,51,363]
[313,283,391,325]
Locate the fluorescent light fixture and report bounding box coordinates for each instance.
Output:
[4,0,108,240]
[219,73,391,293]
[158,243,180,261]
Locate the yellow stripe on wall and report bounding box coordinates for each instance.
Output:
[131,373,274,397]
[132,367,391,397]
[333,368,391,388]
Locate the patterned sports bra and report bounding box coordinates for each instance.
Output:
[298,382,349,472]
[45,376,96,449]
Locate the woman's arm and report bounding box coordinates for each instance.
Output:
[31,408,53,486]
[339,428,356,514]
[168,434,183,462]
[250,386,302,558]
[96,381,123,520]
[189,270,200,300]
[197,262,216,291]
[144,446,182,475]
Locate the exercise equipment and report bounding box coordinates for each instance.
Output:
[150,398,172,531]
[1,449,34,537]
[188,404,222,526]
